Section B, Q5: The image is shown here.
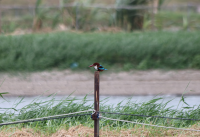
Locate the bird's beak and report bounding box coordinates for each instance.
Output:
[89,64,94,67]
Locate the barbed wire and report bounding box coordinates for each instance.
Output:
[0,109,93,126]
[100,116,200,132]
[1,108,200,133]
[99,111,200,121]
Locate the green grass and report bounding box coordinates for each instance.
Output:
[0,93,200,136]
[152,11,200,31]
[0,31,200,72]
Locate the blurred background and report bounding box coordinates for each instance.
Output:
[0,0,200,33]
[0,0,200,105]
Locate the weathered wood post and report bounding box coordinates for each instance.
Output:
[92,71,100,137]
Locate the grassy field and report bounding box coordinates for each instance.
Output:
[0,31,200,72]
[0,93,200,136]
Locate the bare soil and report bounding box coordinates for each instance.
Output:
[1,125,200,137]
[0,70,200,96]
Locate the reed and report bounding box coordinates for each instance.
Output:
[0,93,199,135]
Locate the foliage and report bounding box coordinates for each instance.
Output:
[192,55,200,69]
[0,79,9,101]
[0,93,200,135]
[0,31,200,71]
[1,8,200,33]
[116,0,152,30]
[63,0,99,30]
[32,0,59,30]
[33,0,44,30]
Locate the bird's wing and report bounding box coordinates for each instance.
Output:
[98,66,105,70]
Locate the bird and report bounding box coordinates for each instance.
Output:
[89,62,107,72]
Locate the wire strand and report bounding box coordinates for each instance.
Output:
[100,116,200,132]
[99,111,200,121]
[0,110,93,126]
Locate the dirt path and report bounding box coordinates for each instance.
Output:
[0,70,200,96]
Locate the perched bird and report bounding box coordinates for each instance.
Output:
[89,62,107,72]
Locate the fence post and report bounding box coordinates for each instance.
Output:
[93,71,99,137]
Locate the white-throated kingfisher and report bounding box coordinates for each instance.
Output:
[89,62,107,72]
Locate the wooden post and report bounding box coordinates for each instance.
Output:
[93,71,99,137]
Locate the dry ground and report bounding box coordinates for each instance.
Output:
[1,124,200,137]
[0,70,200,96]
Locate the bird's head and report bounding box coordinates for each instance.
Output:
[89,62,100,67]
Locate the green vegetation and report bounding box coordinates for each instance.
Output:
[152,11,200,31]
[1,0,200,33]
[116,0,152,30]
[1,9,200,33]
[0,31,200,71]
[0,93,200,136]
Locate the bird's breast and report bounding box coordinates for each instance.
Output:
[94,65,98,70]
